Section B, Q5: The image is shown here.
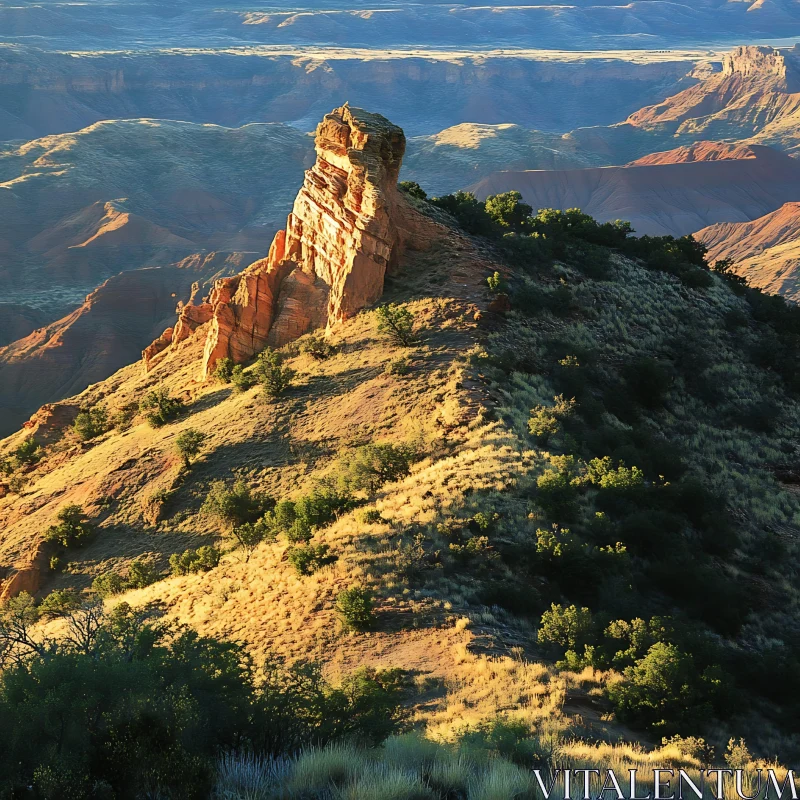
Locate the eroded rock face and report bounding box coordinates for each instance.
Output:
[197,105,420,380]
[142,105,442,380]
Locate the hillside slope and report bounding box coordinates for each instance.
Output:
[2,106,800,764]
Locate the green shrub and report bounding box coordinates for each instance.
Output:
[398,181,428,201]
[256,348,295,399]
[537,603,594,652]
[92,571,125,599]
[39,589,81,618]
[73,405,109,441]
[607,642,729,734]
[287,543,336,576]
[430,191,494,236]
[169,546,221,576]
[570,242,613,280]
[212,356,235,383]
[339,442,420,494]
[486,270,508,294]
[375,303,417,347]
[528,395,576,442]
[535,455,582,518]
[300,333,337,360]
[126,559,160,589]
[44,504,94,548]
[336,586,375,631]
[202,479,270,530]
[285,517,313,544]
[231,519,273,560]
[175,428,207,468]
[586,457,644,490]
[139,387,184,427]
[14,436,42,467]
[0,607,404,796]
[230,364,256,393]
[485,191,532,233]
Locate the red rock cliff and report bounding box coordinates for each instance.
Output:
[198,104,419,379]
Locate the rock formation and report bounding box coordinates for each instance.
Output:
[154,105,437,380]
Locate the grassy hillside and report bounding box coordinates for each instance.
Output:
[2,189,800,796]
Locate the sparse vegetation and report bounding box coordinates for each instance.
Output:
[256,347,296,399]
[336,586,375,631]
[375,303,417,346]
[139,387,184,427]
[175,428,207,468]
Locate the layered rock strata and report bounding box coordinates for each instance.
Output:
[146,105,438,380]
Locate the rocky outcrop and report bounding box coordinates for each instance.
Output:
[21,402,80,444]
[195,105,438,380]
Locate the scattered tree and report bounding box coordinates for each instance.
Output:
[201,479,270,530]
[336,586,375,631]
[287,543,336,576]
[230,364,256,393]
[139,387,184,427]
[73,405,109,441]
[175,428,207,469]
[375,303,417,347]
[44,504,94,548]
[169,546,221,576]
[256,348,295,399]
[300,332,336,360]
[212,356,235,383]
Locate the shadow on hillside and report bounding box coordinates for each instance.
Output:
[292,363,385,401]
[187,386,233,414]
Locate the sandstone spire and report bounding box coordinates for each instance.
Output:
[198,105,411,380]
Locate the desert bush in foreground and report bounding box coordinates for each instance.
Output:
[0,600,406,797]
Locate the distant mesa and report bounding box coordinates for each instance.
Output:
[467,142,800,238]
